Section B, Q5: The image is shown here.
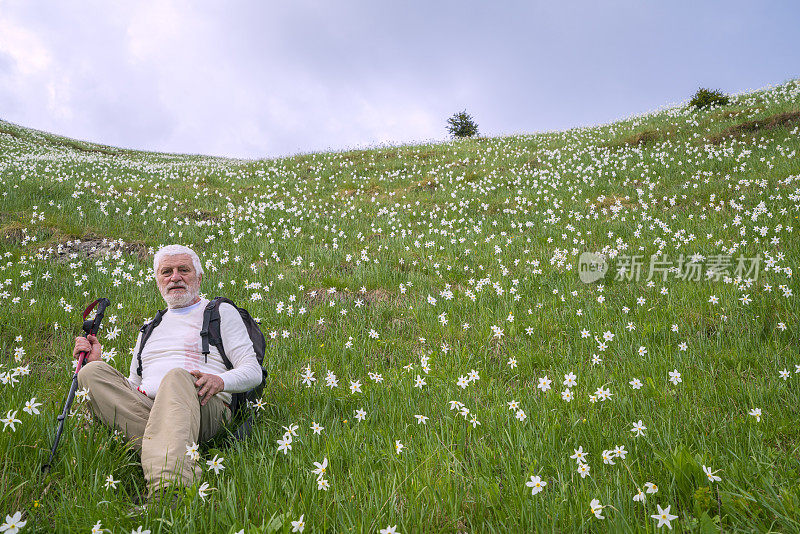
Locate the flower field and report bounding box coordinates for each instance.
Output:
[1,80,799,532]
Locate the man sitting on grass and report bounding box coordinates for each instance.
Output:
[73,244,263,504]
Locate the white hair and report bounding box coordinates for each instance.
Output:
[153,244,204,277]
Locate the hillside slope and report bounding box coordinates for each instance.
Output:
[1,80,799,532]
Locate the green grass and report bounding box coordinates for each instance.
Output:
[1,79,800,532]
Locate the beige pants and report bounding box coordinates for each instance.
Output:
[77,361,231,496]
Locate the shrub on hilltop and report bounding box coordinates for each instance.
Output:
[689,87,730,110]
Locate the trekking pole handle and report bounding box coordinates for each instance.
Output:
[75,298,110,373]
[82,297,110,335]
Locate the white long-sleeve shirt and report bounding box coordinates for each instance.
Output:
[127,298,263,405]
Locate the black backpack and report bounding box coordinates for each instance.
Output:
[135,297,267,432]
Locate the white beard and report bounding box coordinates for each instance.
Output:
[162,284,201,308]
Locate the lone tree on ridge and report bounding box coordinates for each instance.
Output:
[446,110,479,138]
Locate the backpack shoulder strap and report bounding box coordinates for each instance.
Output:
[136,308,166,376]
[201,297,234,368]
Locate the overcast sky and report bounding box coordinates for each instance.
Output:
[1,1,798,159]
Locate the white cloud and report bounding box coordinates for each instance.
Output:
[0,15,51,75]
[126,1,190,64]
[46,78,73,119]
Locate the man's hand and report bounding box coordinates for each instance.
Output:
[73,334,102,364]
[190,370,225,406]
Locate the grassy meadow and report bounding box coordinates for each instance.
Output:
[1,79,799,533]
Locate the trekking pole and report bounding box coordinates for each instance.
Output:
[42,297,110,473]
